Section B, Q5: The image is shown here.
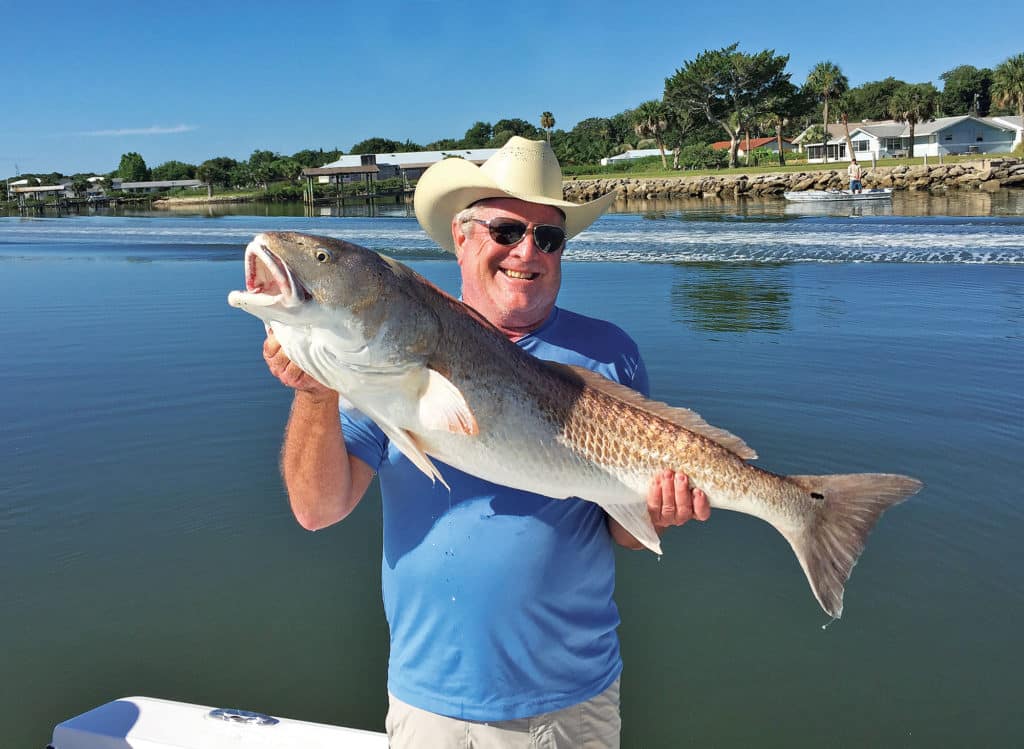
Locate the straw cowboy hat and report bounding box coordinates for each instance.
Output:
[414,136,617,253]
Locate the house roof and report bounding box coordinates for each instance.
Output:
[13,184,70,193]
[302,165,379,176]
[989,115,1022,130]
[321,148,499,170]
[116,179,203,188]
[607,148,664,161]
[801,115,1018,145]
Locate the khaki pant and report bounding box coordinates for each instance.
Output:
[386,678,621,749]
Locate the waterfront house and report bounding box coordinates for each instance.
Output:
[313,148,499,185]
[111,179,204,194]
[710,137,796,157]
[795,116,1020,162]
[600,148,665,166]
[13,182,75,200]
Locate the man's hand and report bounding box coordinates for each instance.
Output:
[609,469,710,549]
[263,329,333,396]
[647,469,710,530]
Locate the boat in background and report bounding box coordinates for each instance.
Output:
[783,188,893,202]
[49,696,388,749]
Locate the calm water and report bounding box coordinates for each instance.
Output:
[1,199,1022,747]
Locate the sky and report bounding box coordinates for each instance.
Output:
[2,0,1021,177]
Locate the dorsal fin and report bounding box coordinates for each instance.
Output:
[547,362,758,461]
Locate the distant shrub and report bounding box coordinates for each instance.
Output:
[748,148,777,166]
[678,144,727,169]
[262,184,304,202]
[562,155,665,176]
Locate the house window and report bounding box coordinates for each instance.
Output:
[854,140,869,152]
[945,134,953,141]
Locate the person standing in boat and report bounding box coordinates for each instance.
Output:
[260,136,710,748]
[847,158,865,193]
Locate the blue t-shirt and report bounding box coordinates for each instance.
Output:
[342,306,649,721]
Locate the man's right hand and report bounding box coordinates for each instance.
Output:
[263,328,334,397]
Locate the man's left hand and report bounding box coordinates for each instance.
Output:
[647,470,710,529]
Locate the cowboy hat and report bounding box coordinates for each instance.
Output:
[414,136,617,253]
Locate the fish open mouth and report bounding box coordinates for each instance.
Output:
[228,234,310,309]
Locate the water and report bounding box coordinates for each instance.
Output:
[1,201,1022,747]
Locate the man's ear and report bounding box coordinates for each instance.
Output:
[451,217,465,259]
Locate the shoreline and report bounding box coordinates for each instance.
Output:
[563,158,1024,202]
[147,158,1023,209]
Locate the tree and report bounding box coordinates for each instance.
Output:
[632,100,670,168]
[991,53,1024,120]
[558,117,616,164]
[540,111,555,143]
[760,82,807,166]
[248,149,278,190]
[272,157,304,183]
[151,160,196,181]
[804,61,848,163]
[834,91,858,162]
[888,83,939,158]
[196,157,239,194]
[349,137,407,154]
[608,108,639,151]
[662,107,696,169]
[664,43,793,168]
[939,65,993,116]
[490,118,543,143]
[843,77,906,121]
[117,152,149,182]
[461,122,493,149]
[291,148,343,168]
[425,138,461,151]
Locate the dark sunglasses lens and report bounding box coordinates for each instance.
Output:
[534,226,566,253]
[488,220,527,245]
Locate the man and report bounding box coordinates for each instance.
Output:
[847,157,864,193]
[262,137,709,748]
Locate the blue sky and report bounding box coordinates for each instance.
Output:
[3,0,1020,176]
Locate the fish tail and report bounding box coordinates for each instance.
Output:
[781,473,922,619]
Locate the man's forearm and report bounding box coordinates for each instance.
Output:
[281,390,356,530]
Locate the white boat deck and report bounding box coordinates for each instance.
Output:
[50,696,389,749]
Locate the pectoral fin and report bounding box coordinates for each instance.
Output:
[419,369,479,436]
[602,500,663,555]
[380,424,451,490]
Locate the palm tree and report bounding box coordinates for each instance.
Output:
[805,61,848,163]
[539,112,556,143]
[835,92,857,162]
[888,83,939,159]
[633,100,670,169]
[991,53,1024,120]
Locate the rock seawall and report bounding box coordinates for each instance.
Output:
[563,158,1024,202]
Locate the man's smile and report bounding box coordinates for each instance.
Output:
[500,268,539,280]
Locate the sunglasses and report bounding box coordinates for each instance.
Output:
[469,218,567,254]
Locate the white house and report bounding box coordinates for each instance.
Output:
[111,179,203,193]
[315,148,499,183]
[989,115,1023,148]
[13,182,75,200]
[600,148,665,166]
[796,116,1021,163]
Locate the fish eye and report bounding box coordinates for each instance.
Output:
[315,248,333,263]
